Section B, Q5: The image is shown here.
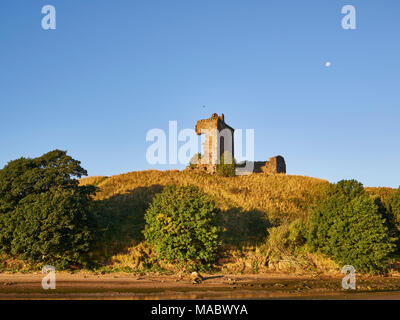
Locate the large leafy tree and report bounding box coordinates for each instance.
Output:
[0,150,95,269]
[308,180,396,273]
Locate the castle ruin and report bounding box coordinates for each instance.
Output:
[251,156,286,174]
[191,113,286,175]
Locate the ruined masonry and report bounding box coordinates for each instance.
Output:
[191,113,286,175]
[252,156,286,174]
[195,113,234,174]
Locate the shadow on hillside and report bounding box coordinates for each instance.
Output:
[90,185,271,262]
[220,208,270,248]
[92,185,164,259]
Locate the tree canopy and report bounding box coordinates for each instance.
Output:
[0,150,95,269]
[308,180,395,273]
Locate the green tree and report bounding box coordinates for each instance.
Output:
[308,180,395,273]
[143,185,221,270]
[0,150,95,269]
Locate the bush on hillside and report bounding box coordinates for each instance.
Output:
[143,185,221,270]
[216,151,236,177]
[0,150,95,269]
[308,180,395,273]
[267,219,307,259]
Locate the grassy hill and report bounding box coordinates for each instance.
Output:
[80,170,397,274]
[81,170,329,219]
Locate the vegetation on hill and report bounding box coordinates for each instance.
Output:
[1,149,398,274]
[308,180,396,273]
[80,170,399,274]
[144,185,221,271]
[80,169,327,220]
[79,170,330,272]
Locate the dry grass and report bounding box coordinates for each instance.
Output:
[366,187,397,202]
[80,176,108,186]
[80,170,394,274]
[82,170,328,220]
[80,170,330,273]
[218,246,270,274]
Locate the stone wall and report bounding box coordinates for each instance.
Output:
[248,156,286,174]
[261,156,286,174]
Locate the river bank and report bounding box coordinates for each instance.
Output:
[1,272,400,299]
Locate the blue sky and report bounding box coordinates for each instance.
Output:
[0,0,399,187]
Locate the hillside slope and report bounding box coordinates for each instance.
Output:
[80,170,329,221]
[80,170,397,273]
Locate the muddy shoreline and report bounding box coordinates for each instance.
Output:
[1,272,400,299]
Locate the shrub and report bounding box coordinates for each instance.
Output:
[0,150,95,269]
[265,219,315,272]
[143,185,221,270]
[308,180,395,273]
[216,151,236,177]
[267,219,307,259]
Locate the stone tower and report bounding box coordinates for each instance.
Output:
[195,113,234,174]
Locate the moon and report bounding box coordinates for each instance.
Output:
[325,61,332,68]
